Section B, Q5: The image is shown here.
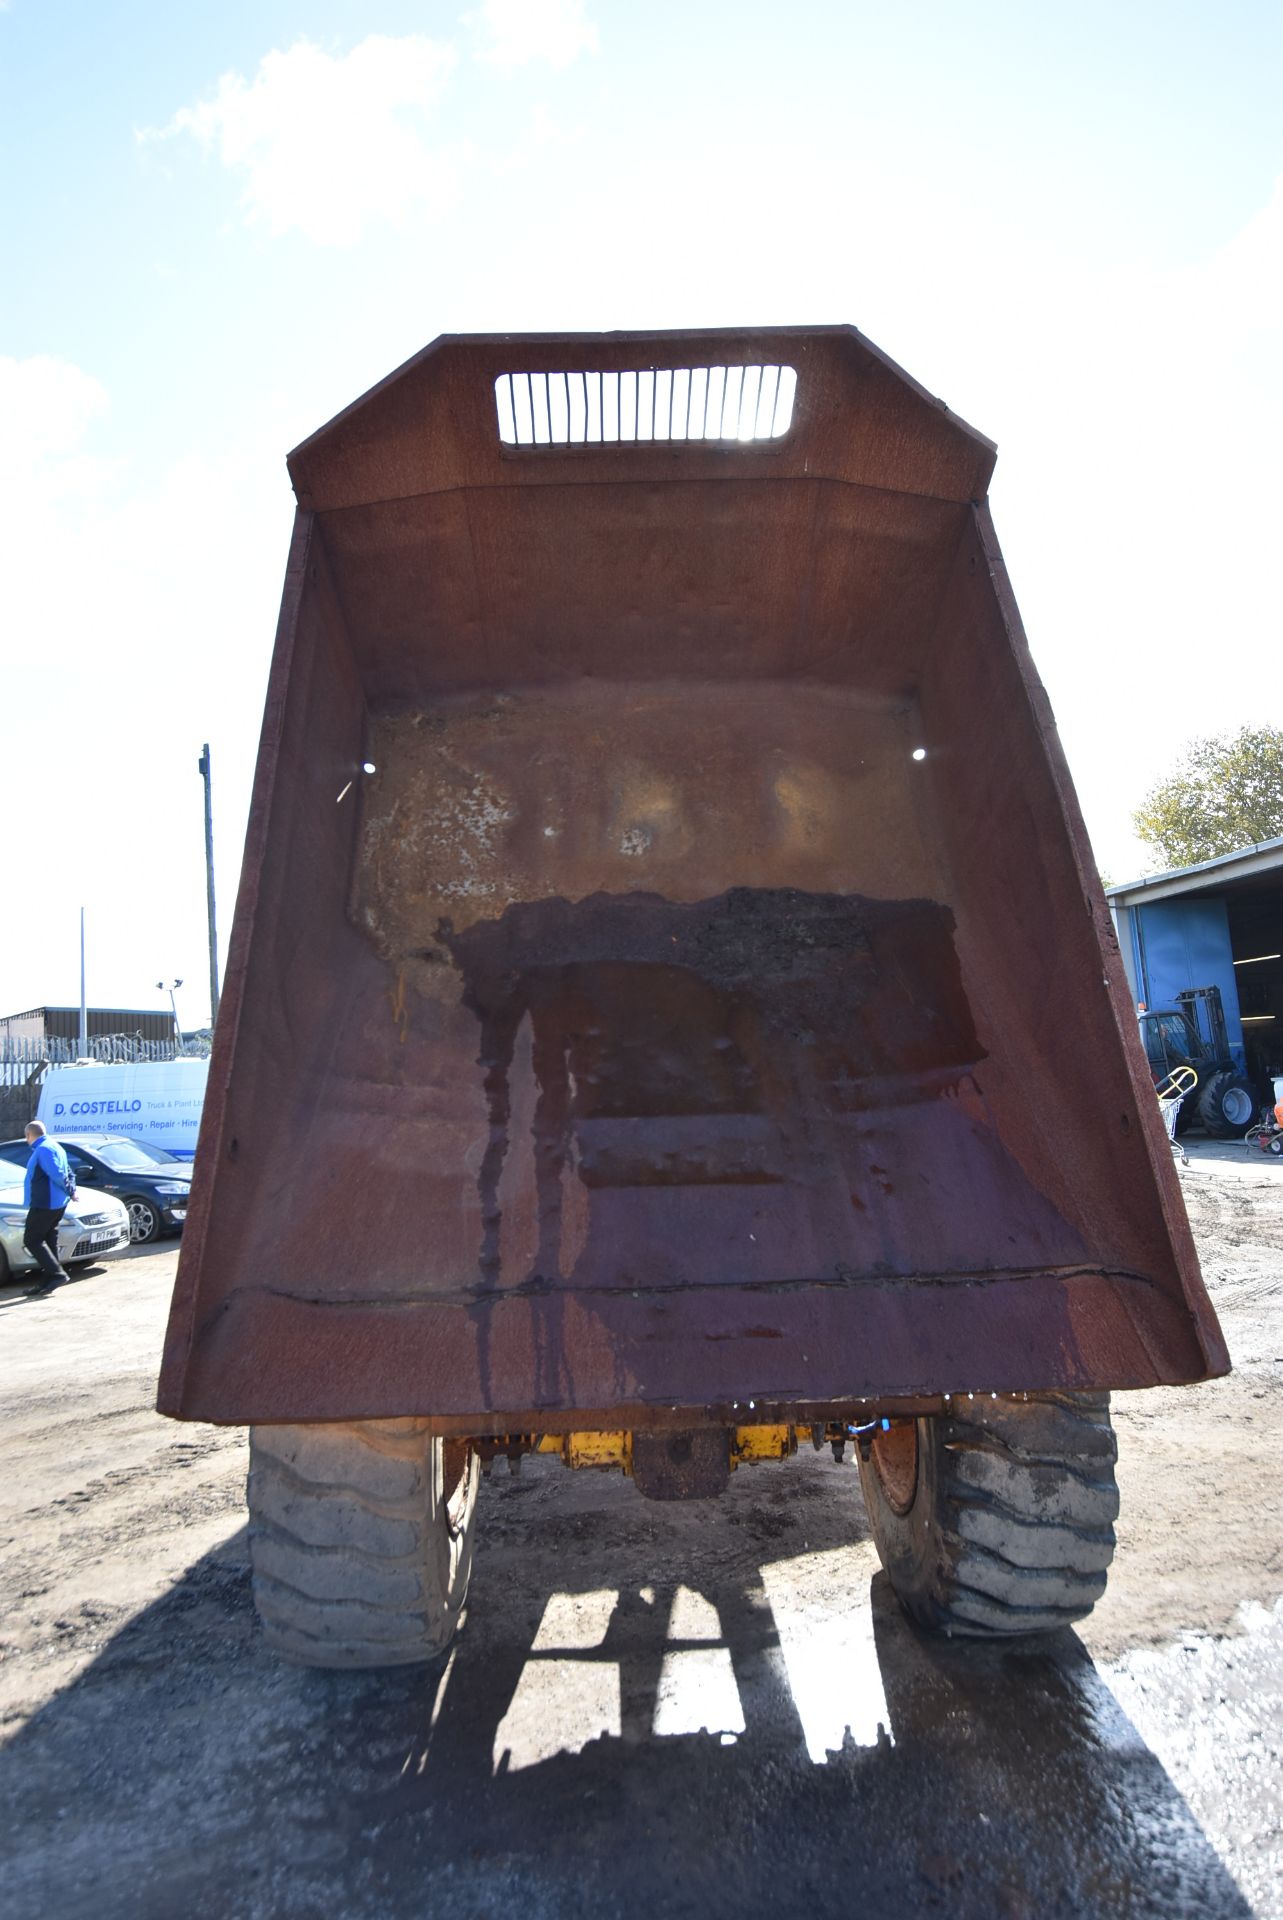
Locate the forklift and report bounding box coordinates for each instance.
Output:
[1138,985,1258,1135]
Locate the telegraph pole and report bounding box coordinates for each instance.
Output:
[197,745,220,1028]
[79,908,88,1057]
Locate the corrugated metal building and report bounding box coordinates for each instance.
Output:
[0,1006,176,1047]
[1107,836,1283,1091]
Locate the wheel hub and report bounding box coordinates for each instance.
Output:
[869,1418,919,1514]
[442,1439,474,1534]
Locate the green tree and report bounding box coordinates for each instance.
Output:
[1133,726,1283,868]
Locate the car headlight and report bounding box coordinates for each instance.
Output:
[155,1184,191,1196]
[1,1212,25,1227]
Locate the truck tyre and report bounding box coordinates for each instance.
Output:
[857,1392,1117,1636]
[1197,1070,1256,1137]
[247,1420,479,1668]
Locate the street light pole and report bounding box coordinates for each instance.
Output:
[156,979,183,1052]
[79,907,88,1058]
[197,744,220,1028]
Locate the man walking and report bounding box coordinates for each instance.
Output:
[22,1120,77,1298]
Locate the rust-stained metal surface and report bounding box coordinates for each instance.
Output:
[158,326,1229,1428]
[632,1429,731,1503]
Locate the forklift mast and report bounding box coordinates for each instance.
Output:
[1176,986,1231,1062]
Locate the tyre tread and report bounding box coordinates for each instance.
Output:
[247,1421,476,1669]
[859,1391,1119,1639]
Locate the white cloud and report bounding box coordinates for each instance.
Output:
[1188,172,1283,337]
[470,0,598,70]
[153,36,461,246]
[0,355,112,509]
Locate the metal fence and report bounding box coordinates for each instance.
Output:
[0,1030,213,1087]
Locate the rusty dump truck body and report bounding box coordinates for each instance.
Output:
[159,326,1227,1437]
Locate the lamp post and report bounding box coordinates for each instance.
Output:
[197,745,220,1028]
[157,978,183,1054]
[79,907,88,1058]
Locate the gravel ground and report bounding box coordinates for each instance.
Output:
[0,1141,1279,1918]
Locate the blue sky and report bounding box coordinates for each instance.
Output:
[3,0,1281,1023]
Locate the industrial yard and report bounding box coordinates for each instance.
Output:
[1,1143,1279,1919]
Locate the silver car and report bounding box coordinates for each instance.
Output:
[0,1135,191,1244]
[0,1178,131,1285]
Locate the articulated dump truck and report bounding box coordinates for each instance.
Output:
[159,328,1228,1666]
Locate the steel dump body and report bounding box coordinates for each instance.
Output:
[158,327,1227,1429]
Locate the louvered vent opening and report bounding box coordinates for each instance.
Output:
[495,364,797,447]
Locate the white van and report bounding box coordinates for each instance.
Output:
[37,1058,209,1161]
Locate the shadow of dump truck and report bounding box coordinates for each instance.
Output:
[0,1457,1254,1920]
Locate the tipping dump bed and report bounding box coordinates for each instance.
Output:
[159,327,1227,1427]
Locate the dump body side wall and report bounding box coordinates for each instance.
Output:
[919,504,1224,1380]
[158,513,370,1410]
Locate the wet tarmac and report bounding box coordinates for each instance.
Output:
[2,1444,1277,1920]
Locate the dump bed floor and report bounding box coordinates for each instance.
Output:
[354,683,1085,1307]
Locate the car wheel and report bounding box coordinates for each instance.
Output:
[125,1197,161,1244]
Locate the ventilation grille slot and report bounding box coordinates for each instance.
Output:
[495,364,797,447]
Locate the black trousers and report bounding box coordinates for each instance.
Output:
[23,1206,68,1280]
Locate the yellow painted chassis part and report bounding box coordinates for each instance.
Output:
[533,1425,811,1474]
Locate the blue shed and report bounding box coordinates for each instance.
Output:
[1107,837,1283,1091]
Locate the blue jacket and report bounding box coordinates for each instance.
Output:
[25,1137,75,1210]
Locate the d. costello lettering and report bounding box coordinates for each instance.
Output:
[52,1098,146,1118]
